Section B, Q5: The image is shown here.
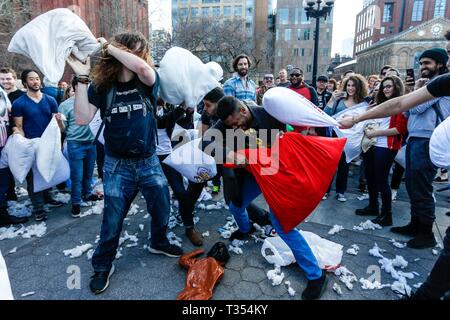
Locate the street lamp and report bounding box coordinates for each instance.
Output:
[304,0,334,87]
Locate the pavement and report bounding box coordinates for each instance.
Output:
[0,163,449,301]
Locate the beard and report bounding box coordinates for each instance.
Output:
[421,68,437,79]
[238,68,248,77]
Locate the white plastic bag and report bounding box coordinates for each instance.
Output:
[8,8,100,84]
[158,47,221,108]
[35,117,62,183]
[163,138,217,183]
[261,230,343,270]
[395,146,407,169]
[262,87,339,127]
[332,102,370,163]
[430,117,450,170]
[32,150,70,193]
[0,250,14,300]
[206,61,224,81]
[3,134,35,183]
[89,110,105,145]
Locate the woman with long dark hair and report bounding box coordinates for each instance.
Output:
[324,74,368,202]
[355,76,407,226]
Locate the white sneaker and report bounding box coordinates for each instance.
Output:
[391,189,398,201]
[322,193,329,200]
[336,193,347,202]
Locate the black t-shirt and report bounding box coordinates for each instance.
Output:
[88,75,160,159]
[8,89,24,104]
[317,90,332,110]
[427,74,450,97]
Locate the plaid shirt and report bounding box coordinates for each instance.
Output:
[223,75,257,102]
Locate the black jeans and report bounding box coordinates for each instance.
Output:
[405,138,437,224]
[328,152,349,194]
[158,155,203,228]
[363,147,397,214]
[390,161,405,190]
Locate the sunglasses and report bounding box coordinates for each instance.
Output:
[290,74,302,77]
[264,77,274,80]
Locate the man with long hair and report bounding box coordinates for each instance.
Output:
[67,32,183,295]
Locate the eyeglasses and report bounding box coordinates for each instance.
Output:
[290,74,302,77]
[264,77,274,80]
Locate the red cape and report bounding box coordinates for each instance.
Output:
[226,133,346,233]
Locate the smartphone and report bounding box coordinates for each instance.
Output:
[406,69,415,85]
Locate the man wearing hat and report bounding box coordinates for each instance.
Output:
[316,75,332,110]
[390,48,450,249]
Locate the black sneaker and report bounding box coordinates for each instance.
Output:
[407,233,437,249]
[89,265,115,294]
[0,208,28,227]
[446,212,450,217]
[84,194,104,202]
[72,205,81,218]
[355,206,379,216]
[45,199,64,208]
[34,210,47,222]
[229,225,256,241]
[148,244,183,258]
[302,270,328,300]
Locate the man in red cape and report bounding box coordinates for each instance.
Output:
[202,96,345,300]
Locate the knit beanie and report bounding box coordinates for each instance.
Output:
[419,48,449,65]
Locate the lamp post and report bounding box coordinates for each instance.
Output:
[304,0,334,87]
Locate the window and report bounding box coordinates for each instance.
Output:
[180,8,188,17]
[279,8,289,25]
[293,48,299,56]
[202,7,210,16]
[434,0,447,18]
[326,28,331,40]
[212,6,220,16]
[276,30,279,41]
[411,0,424,22]
[285,29,291,41]
[223,6,232,17]
[383,3,393,22]
[307,64,312,73]
[191,7,199,17]
[381,26,385,34]
[304,29,310,40]
[234,5,242,16]
[301,48,305,56]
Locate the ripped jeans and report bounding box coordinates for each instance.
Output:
[92,153,171,272]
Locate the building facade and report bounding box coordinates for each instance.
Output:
[355,0,450,55]
[356,17,450,76]
[171,0,275,78]
[274,0,333,84]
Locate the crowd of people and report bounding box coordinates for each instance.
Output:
[0,28,449,301]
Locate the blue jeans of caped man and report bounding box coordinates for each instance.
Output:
[92,153,171,272]
[229,171,323,280]
[67,141,96,205]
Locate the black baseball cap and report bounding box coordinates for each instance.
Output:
[317,76,328,82]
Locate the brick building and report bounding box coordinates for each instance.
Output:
[355,0,450,55]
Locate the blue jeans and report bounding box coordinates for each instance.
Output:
[92,153,171,272]
[229,171,323,280]
[363,147,397,214]
[405,138,437,224]
[67,141,96,205]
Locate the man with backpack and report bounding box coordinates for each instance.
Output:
[67,32,183,295]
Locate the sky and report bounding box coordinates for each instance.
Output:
[148,0,364,56]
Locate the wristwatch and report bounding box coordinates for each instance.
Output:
[75,75,91,85]
[101,42,110,57]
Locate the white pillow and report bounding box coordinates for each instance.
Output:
[36,117,61,183]
[430,117,450,170]
[163,138,217,183]
[262,87,339,127]
[3,134,35,183]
